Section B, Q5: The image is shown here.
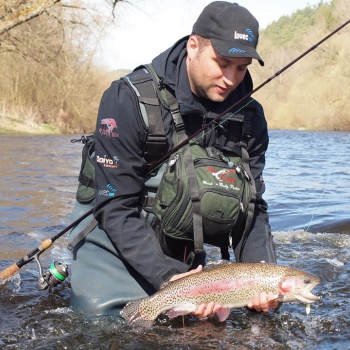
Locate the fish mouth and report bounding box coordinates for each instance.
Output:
[295,279,321,303]
[281,278,321,304]
[294,292,321,303]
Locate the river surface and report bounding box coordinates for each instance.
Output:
[0,130,349,350]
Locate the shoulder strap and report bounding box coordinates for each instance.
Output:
[67,215,98,251]
[233,107,258,260]
[123,64,186,168]
[122,65,168,166]
[143,64,184,132]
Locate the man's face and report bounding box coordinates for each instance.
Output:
[186,35,252,102]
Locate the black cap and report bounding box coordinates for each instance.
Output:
[192,1,264,66]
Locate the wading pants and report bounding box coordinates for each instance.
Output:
[68,200,156,318]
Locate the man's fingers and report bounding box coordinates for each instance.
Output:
[203,301,216,317]
[192,302,223,319]
[196,301,215,318]
[192,303,206,316]
[260,292,270,312]
[267,292,279,310]
[247,293,262,311]
[247,292,279,312]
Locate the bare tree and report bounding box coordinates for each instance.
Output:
[0,0,125,132]
[0,0,61,35]
[0,0,126,36]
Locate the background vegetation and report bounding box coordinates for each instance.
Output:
[0,0,349,134]
[0,0,125,133]
[251,0,350,130]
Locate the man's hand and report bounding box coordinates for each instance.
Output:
[246,261,279,313]
[170,265,228,320]
[246,291,279,312]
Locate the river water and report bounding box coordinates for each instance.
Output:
[0,130,349,350]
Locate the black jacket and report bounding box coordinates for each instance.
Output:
[93,36,276,290]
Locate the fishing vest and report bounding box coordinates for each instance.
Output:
[71,64,257,258]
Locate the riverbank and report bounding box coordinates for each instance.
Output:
[0,115,60,134]
[1,113,349,134]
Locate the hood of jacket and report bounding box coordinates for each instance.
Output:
[151,35,255,117]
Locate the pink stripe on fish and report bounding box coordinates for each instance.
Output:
[184,278,257,297]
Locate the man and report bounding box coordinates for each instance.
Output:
[69,1,277,321]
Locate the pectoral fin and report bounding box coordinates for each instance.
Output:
[215,307,231,322]
[166,303,196,319]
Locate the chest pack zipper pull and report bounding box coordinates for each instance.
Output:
[168,154,179,167]
[219,153,234,168]
[243,168,251,181]
[240,201,244,211]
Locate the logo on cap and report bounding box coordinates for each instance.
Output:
[234,29,254,43]
[228,48,246,54]
[246,29,254,43]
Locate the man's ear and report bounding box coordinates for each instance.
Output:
[186,35,199,60]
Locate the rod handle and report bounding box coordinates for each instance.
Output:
[40,239,53,250]
[0,263,20,280]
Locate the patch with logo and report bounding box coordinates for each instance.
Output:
[229,28,255,54]
[204,166,240,191]
[234,28,254,42]
[99,118,119,138]
[98,183,117,198]
[96,154,120,169]
[228,47,246,54]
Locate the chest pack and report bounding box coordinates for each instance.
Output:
[72,64,256,256]
[151,129,254,254]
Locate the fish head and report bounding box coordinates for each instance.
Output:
[278,268,321,304]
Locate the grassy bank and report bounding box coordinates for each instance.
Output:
[0,115,60,134]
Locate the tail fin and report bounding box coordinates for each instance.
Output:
[120,298,155,328]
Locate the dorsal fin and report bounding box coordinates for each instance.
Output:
[204,260,232,271]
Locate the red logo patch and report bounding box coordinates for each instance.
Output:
[207,166,236,183]
[99,118,119,138]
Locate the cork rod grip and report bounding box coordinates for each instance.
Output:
[40,239,53,250]
[0,263,20,280]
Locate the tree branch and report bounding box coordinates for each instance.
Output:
[0,0,61,35]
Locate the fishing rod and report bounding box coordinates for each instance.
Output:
[0,19,349,283]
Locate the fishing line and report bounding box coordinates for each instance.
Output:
[305,132,350,232]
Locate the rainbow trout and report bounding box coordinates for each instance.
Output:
[121,262,321,328]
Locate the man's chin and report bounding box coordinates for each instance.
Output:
[197,87,229,102]
[207,93,228,103]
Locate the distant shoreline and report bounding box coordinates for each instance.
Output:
[0,115,61,135]
[1,114,349,134]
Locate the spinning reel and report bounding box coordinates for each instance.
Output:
[35,254,68,290]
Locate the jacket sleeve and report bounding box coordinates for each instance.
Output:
[234,101,276,263]
[93,80,189,290]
